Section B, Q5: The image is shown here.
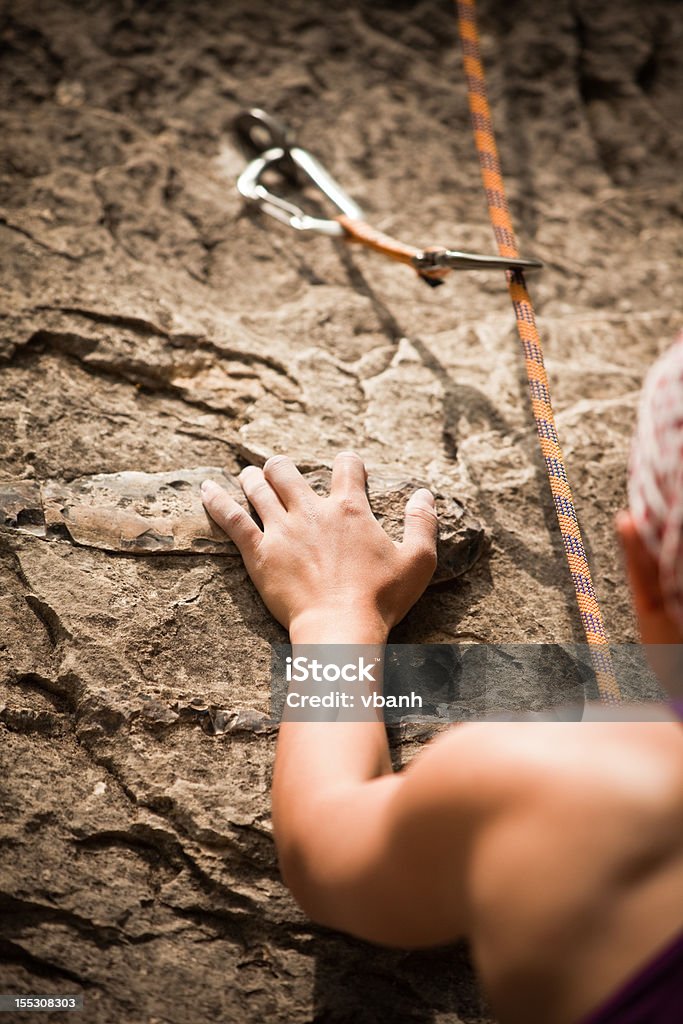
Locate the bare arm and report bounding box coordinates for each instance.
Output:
[201,450,683,1024]
[201,451,491,945]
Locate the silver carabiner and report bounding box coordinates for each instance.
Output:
[235,108,364,237]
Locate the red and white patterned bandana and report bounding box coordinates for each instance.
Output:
[628,331,683,631]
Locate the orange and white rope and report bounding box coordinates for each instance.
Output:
[455,0,621,702]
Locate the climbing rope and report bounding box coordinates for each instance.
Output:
[455,0,621,703]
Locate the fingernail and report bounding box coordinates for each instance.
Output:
[419,488,435,507]
[201,479,218,497]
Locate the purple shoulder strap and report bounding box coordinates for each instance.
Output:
[671,698,683,721]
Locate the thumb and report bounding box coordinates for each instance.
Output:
[402,488,438,566]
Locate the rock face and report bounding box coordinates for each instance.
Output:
[0,0,680,1022]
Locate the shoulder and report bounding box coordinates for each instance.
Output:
[397,718,683,826]
[386,722,555,883]
[397,722,564,811]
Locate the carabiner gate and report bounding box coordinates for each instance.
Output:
[235,108,363,237]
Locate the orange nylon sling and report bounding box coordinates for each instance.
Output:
[455,0,621,703]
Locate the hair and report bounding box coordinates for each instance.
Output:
[629,330,683,635]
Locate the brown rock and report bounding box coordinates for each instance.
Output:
[0,0,680,1021]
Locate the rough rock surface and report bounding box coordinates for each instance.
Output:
[0,0,681,1021]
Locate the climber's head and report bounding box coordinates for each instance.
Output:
[617,331,683,699]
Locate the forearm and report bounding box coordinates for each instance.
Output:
[272,608,394,894]
[270,608,476,946]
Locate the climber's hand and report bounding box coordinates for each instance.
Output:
[201,452,437,640]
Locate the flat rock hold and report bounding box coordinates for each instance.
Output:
[0,467,485,584]
[0,480,46,536]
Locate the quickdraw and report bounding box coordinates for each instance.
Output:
[235,108,543,286]
[233,3,621,704]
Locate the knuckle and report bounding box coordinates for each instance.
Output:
[336,495,363,517]
[410,506,438,528]
[264,454,290,474]
[408,534,437,562]
[415,543,438,571]
[224,506,245,529]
